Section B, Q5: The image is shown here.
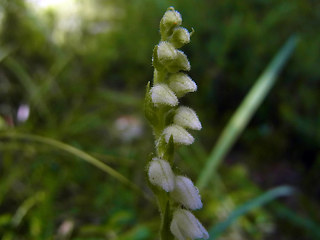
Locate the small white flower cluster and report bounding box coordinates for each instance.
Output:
[148,158,208,240]
[146,7,208,240]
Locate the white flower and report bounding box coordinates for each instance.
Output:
[170,176,202,210]
[174,106,202,130]
[163,124,194,145]
[170,209,209,240]
[157,41,177,64]
[171,27,190,48]
[168,73,197,97]
[166,50,190,73]
[150,84,178,106]
[148,158,175,192]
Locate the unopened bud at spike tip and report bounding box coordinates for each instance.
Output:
[174,106,202,130]
[170,209,209,240]
[148,158,175,192]
[160,8,182,38]
[163,124,194,145]
[171,176,202,210]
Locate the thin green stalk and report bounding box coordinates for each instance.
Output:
[0,132,153,203]
[197,35,299,190]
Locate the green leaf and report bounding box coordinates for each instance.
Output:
[272,203,320,238]
[0,46,13,62]
[160,199,174,240]
[4,57,51,119]
[152,45,164,71]
[144,82,158,127]
[98,88,142,107]
[156,135,167,158]
[11,192,45,227]
[164,109,176,126]
[163,135,175,164]
[208,186,295,238]
[0,214,12,227]
[197,35,299,190]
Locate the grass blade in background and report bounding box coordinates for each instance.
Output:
[11,192,45,227]
[197,35,299,190]
[39,54,72,100]
[4,57,51,119]
[272,203,320,239]
[0,47,13,62]
[208,186,295,239]
[0,132,152,203]
[97,88,142,107]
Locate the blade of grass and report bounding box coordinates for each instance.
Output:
[4,57,51,118]
[97,89,142,107]
[271,203,320,238]
[0,132,153,203]
[11,192,45,227]
[0,47,13,62]
[197,35,299,190]
[0,167,24,205]
[39,54,72,100]
[208,185,295,239]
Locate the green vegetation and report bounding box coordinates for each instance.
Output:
[0,0,319,239]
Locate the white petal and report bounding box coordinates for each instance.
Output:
[174,106,202,130]
[170,217,186,240]
[171,176,202,210]
[163,124,194,145]
[166,50,190,73]
[171,27,190,48]
[150,84,178,106]
[171,209,209,240]
[168,73,197,97]
[148,158,175,192]
[157,41,177,64]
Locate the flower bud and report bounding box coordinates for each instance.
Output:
[160,8,182,38]
[163,124,194,145]
[168,73,197,97]
[165,50,190,73]
[148,158,175,192]
[171,176,202,210]
[150,84,178,107]
[174,106,202,130]
[157,41,177,64]
[171,27,190,48]
[170,209,209,240]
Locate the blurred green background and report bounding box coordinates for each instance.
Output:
[0,0,319,239]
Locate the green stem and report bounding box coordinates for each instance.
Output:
[157,192,174,240]
[153,69,167,85]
